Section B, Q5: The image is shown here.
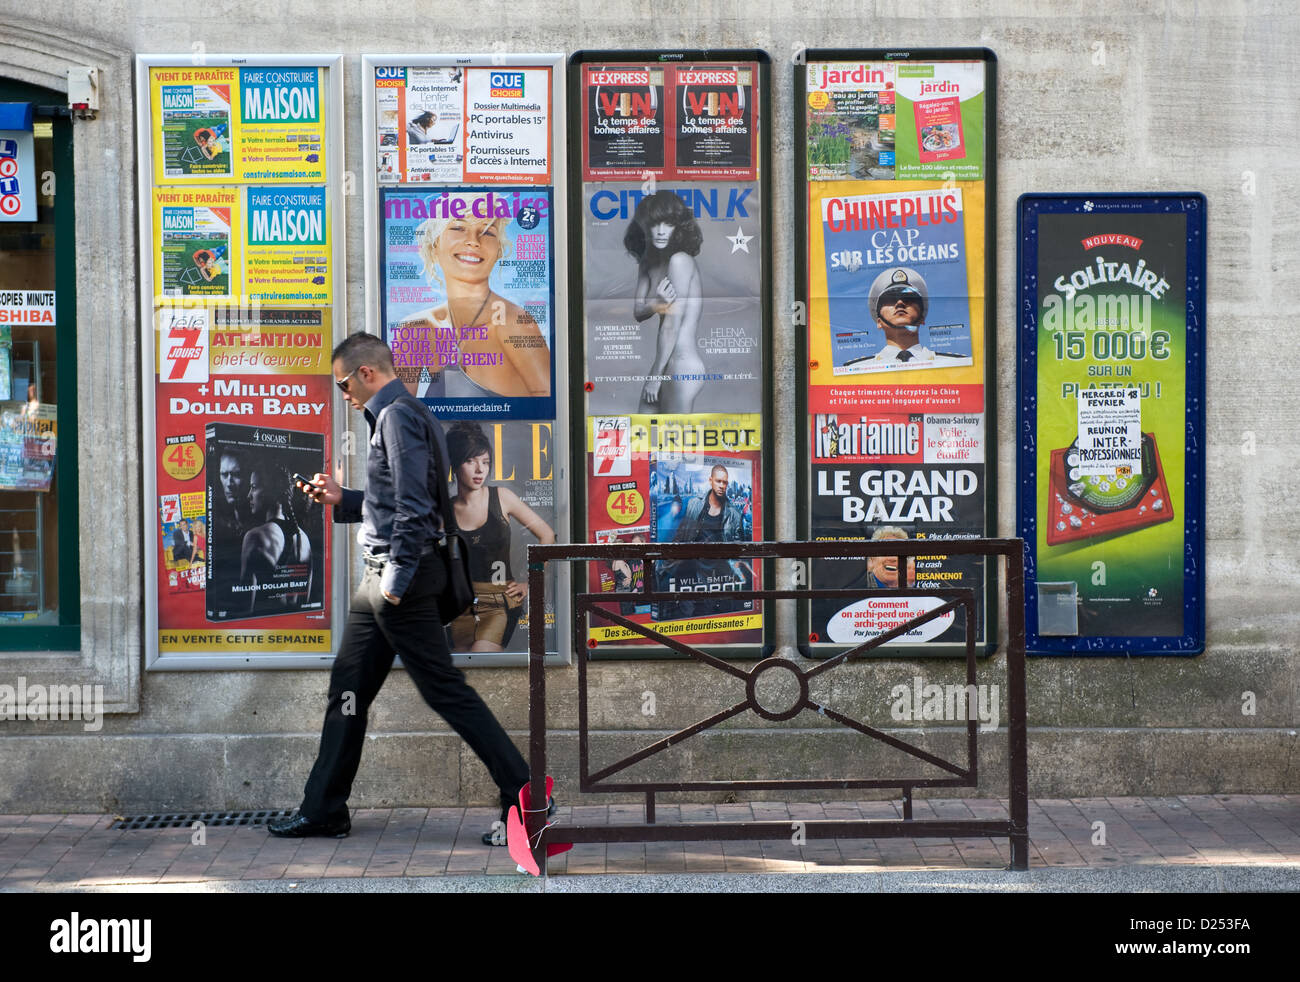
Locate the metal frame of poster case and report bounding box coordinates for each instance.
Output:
[138,54,348,669]
[794,48,998,659]
[1016,193,1206,656]
[362,54,570,667]
[567,49,774,661]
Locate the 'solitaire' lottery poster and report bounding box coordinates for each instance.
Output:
[1018,194,1205,655]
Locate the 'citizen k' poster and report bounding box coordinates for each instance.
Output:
[582,181,762,415]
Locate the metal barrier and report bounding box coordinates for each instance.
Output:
[524,539,1028,873]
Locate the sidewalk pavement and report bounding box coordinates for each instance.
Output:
[2,795,1297,893]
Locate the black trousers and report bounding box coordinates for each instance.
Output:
[300,551,529,822]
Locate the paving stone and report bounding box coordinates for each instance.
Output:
[5,796,1298,884]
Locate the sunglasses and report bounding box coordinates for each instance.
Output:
[879,287,921,306]
[336,367,359,393]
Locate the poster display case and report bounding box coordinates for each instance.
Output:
[363,54,569,666]
[1017,193,1206,655]
[138,55,347,669]
[795,48,997,658]
[569,50,773,658]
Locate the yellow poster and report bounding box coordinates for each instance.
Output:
[150,66,326,185]
[152,187,240,303]
[152,187,332,307]
[243,186,331,305]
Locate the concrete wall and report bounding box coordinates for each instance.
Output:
[1,0,1297,813]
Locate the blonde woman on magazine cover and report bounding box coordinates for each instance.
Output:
[401,205,550,399]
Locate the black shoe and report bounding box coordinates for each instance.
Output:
[267,810,351,838]
[482,796,556,846]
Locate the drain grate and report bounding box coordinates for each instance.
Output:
[110,809,294,831]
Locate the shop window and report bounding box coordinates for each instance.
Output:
[0,79,79,648]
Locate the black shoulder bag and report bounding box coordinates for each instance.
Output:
[394,395,476,623]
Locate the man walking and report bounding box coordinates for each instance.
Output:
[269,332,530,843]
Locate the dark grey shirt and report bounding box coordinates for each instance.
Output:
[335,377,447,599]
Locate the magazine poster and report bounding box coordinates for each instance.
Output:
[892,62,985,182]
[821,185,972,374]
[159,490,206,595]
[583,64,667,179]
[150,66,326,184]
[672,63,757,180]
[810,408,985,646]
[586,413,762,646]
[153,187,333,307]
[153,306,333,653]
[807,179,985,415]
[805,61,896,182]
[463,66,552,185]
[243,186,332,305]
[0,401,56,492]
[375,65,551,186]
[583,62,759,181]
[375,65,465,184]
[1032,211,1188,638]
[152,187,239,302]
[582,181,762,415]
[442,419,557,655]
[380,186,555,420]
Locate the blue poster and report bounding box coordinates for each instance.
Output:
[380,186,555,420]
[821,185,972,375]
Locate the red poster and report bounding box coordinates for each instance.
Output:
[913,95,964,164]
[582,62,759,181]
[153,306,333,653]
[585,413,763,647]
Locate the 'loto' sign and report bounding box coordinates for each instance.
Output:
[0,127,37,222]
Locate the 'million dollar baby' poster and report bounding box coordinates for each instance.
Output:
[154,308,334,654]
